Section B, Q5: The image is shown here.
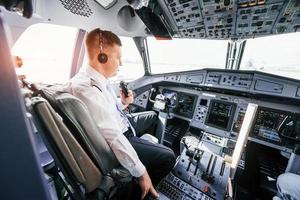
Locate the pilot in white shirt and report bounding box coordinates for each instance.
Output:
[66,65,145,177]
[65,28,175,200]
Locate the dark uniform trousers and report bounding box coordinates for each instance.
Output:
[124,111,176,186]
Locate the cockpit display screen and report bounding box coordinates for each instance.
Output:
[163,90,177,108]
[175,93,197,118]
[205,100,236,131]
[252,107,288,143]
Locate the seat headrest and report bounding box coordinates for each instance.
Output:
[39,86,119,175]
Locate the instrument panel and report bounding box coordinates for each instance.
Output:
[130,69,300,101]
[133,83,300,152]
[251,107,288,143]
[175,92,197,118]
[190,90,249,139]
[205,100,236,131]
[157,89,198,119]
[130,69,300,152]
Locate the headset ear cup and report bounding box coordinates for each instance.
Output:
[98,53,108,63]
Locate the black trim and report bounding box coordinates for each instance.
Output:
[91,78,102,92]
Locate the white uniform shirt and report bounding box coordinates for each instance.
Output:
[65,65,145,177]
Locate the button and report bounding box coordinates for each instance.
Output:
[203,185,210,193]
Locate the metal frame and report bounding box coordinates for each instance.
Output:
[0,12,50,200]
[225,40,247,70]
[133,36,151,75]
[70,29,87,78]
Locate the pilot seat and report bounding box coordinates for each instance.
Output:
[27,85,134,200]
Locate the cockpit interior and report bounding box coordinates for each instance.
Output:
[0,0,300,200]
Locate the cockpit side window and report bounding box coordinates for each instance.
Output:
[116,36,145,81]
[12,23,78,84]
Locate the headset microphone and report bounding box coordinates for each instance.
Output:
[98,29,108,63]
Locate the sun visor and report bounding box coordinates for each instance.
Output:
[135,6,172,39]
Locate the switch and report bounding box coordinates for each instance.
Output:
[188,175,192,183]
[224,0,230,6]
[203,185,210,193]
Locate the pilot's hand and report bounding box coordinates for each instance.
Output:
[120,89,134,106]
[138,171,159,200]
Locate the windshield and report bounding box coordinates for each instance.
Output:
[147,32,300,80]
[148,37,228,74]
[240,32,300,80]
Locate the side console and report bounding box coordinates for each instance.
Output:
[153,145,230,200]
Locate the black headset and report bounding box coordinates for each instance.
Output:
[98,29,108,64]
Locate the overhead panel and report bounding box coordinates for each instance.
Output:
[159,0,300,39]
[274,0,300,34]
[165,0,206,38]
[201,0,236,39]
[236,0,284,38]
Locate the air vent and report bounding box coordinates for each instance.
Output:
[59,0,93,17]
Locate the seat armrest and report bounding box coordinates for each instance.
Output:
[93,167,132,199]
[111,167,132,184]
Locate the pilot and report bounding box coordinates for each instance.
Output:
[65,28,175,199]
